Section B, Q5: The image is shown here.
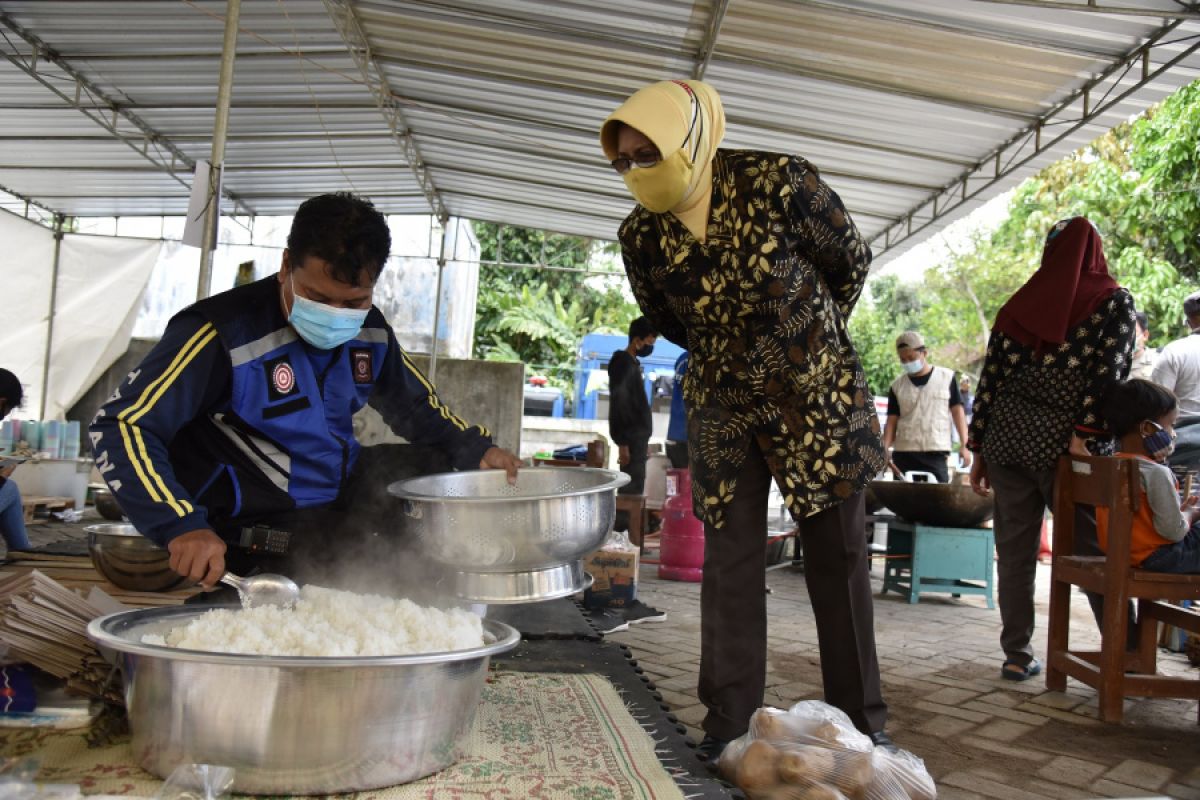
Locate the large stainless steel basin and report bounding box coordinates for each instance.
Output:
[88,605,520,795]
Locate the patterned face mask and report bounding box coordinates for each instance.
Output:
[1142,421,1176,462]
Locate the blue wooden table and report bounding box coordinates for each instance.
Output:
[878,517,995,608]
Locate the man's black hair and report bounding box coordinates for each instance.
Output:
[1134,311,1149,330]
[629,316,656,341]
[0,369,22,410]
[1101,379,1176,438]
[286,192,391,287]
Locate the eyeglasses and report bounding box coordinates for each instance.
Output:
[611,148,663,175]
[610,88,703,175]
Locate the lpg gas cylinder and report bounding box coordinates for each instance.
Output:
[658,468,704,582]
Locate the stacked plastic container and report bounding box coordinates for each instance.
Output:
[0,419,82,458]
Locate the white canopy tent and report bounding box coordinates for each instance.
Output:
[0,0,1198,417]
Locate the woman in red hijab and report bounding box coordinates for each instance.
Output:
[968,217,1135,681]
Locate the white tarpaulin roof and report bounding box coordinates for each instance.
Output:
[1,1,1199,265]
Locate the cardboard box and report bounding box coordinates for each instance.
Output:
[582,545,639,609]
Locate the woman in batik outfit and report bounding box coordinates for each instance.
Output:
[969,217,1136,681]
[600,80,890,758]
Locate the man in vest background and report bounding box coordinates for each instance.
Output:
[881,331,971,483]
[90,192,521,592]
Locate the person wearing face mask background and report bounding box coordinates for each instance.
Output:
[881,331,971,483]
[607,316,657,533]
[1098,379,1200,574]
[601,79,893,759]
[89,192,521,590]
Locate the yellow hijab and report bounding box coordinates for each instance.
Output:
[600,80,726,242]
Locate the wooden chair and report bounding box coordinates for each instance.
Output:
[1046,454,1200,722]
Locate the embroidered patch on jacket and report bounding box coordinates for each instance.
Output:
[351,348,373,385]
[264,356,299,401]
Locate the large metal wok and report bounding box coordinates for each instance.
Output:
[866,478,994,528]
[88,605,520,795]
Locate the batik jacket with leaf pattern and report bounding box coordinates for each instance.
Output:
[619,149,886,529]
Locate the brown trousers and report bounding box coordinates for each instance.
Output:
[698,442,888,738]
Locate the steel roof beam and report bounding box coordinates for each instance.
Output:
[323,0,448,222]
[870,16,1200,259]
[968,0,1200,19]
[694,0,731,80]
[0,10,255,219]
[0,180,60,217]
[798,0,1131,60]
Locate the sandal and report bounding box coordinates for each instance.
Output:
[1001,659,1042,682]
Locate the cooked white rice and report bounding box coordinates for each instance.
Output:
[142,585,485,656]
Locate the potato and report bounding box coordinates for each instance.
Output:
[754,708,805,742]
[779,748,837,785]
[810,720,844,746]
[830,750,875,800]
[737,740,783,793]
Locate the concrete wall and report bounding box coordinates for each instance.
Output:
[67,337,158,454]
[353,356,524,454]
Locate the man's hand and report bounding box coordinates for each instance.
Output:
[617,445,630,466]
[167,529,227,587]
[1068,433,1091,457]
[969,455,991,497]
[958,445,973,469]
[480,446,522,484]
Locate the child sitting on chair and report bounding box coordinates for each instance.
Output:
[1099,379,1200,573]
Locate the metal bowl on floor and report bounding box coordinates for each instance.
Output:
[91,487,126,521]
[88,605,520,794]
[388,467,629,604]
[85,523,189,592]
[868,479,994,528]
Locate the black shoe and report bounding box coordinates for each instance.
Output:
[621,600,667,625]
[587,608,629,635]
[695,734,731,763]
[869,731,899,753]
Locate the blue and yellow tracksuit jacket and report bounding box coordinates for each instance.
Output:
[89,276,493,546]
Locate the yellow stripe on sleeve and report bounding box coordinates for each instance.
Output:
[117,323,218,517]
[399,350,469,432]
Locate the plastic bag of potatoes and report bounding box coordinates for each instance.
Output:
[717,702,936,800]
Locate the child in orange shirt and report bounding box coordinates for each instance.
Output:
[1099,379,1200,573]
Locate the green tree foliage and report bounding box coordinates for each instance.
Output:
[852,79,1200,393]
[471,222,640,394]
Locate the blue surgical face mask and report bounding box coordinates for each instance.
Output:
[636,343,655,359]
[902,359,924,375]
[1143,421,1176,462]
[288,276,370,350]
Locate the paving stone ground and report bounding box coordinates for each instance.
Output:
[611,542,1200,799]
[18,518,1199,798]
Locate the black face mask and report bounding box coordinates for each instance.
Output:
[636,344,654,358]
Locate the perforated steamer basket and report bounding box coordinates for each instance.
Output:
[387,467,629,603]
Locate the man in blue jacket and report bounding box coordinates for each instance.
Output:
[90,193,520,589]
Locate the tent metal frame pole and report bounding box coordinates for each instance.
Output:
[197,0,242,301]
[428,222,450,384]
[40,214,65,420]
[324,0,449,223]
[870,16,1199,259]
[0,10,255,220]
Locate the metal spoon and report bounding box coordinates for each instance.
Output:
[219,572,301,609]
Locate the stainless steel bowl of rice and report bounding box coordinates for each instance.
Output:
[88,589,520,794]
